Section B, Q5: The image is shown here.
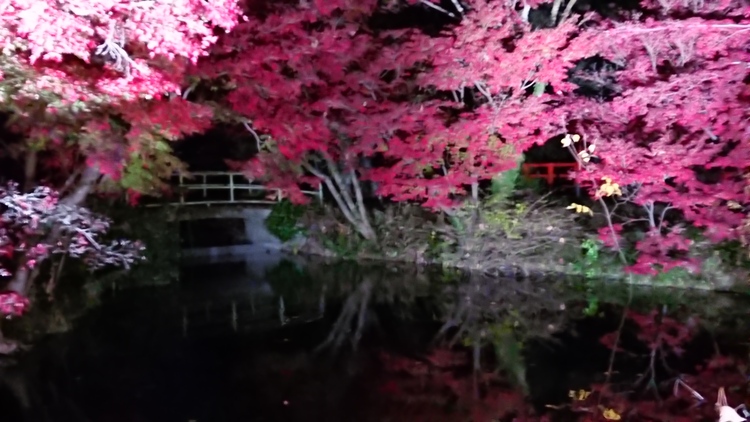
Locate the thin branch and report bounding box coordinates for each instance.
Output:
[550,0,564,24]
[560,0,578,22]
[75,228,102,251]
[418,0,456,17]
[448,0,465,14]
[474,81,496,109]
[241,120,263,151]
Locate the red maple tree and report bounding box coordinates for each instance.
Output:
[0,0,243,325]
[1,0,241,190]
[202,0,750,260]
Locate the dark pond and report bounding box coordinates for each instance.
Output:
[1,253,750,422]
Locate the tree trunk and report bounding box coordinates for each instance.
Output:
[302,162,376,241]
[22,150,37,192]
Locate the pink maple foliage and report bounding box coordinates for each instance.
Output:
[1,0,242,192]
[1,0,242,103]
[200,0,749,266]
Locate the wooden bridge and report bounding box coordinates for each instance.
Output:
[149,171,323,207]
[520,162,580,185]
[148,166,578,210]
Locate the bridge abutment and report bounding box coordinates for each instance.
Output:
[172,206,286,260]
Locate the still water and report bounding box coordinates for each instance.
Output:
[2,255,750,422]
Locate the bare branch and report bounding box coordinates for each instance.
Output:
[417,0,456,17]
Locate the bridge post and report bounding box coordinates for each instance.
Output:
[229,174,235,203]
[231,301,238,332]
[182,306,188,338]
[179,174,185,204]
[546,165,554,185]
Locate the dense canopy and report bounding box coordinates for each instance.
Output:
[1,0,750,275]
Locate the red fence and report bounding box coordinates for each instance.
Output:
[520,162,580,185]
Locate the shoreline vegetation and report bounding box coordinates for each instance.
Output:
[2,192,747,355]
[273,195,749,293]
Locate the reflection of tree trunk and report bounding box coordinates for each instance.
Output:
[2,368,31,409]
[315,279,373,352]
[5,166,100,295]
[303,157,376,240]
[23,150,37,192]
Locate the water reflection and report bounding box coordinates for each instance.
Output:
[2,256,750,421]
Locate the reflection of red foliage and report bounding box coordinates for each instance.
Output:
[629,310,696,355]
[570,357,747,422]
[375,348,534,421]
[599,310,696,356]
[590,310,745,421]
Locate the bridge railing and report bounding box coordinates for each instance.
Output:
[521,162,580,185]
[150,171,323,206]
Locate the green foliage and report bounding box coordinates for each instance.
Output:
[482,163,532,239]
[437,267,464,284]
[89,200,180,287]
[122,144,185,193]
[570,239,609,316]
[489,164,520,201]
[460,319,528,394]
[322,231,363,259]
[266,259,317,301]
[427,229,452,259]
[265,199,306,242]
[485,202,527,240]
[711,240,750,269]
[488,321,529,394]
[647,266,693,287]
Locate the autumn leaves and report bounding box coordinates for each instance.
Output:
[561,133,623,217]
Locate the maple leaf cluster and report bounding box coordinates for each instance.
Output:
[0,0,243,196]
[0,183,145,278]
[1,0,242,105]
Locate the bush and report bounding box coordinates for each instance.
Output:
[266,199,306,242]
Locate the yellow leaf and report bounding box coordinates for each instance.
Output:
[568,389,591,401]
[566,203,593,216]
[602,408,621,420]
[597,176,622,197]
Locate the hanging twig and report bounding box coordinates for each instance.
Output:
[448,0,465,14]
[417,0,456,17]
[241,120,263,151]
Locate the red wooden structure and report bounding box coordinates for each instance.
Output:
[521,162,580,184]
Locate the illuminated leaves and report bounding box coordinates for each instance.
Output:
[569,389,591,401]
[2,0,241,103]
[567,203,593,216]
[0,184,145,278]
[597,177,622,198]
[198,0,750,243]
[560,134,581,147]
[602,408,621,420]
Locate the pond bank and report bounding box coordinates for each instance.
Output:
[279,203,749,293]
